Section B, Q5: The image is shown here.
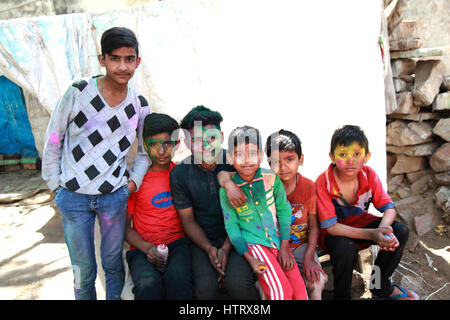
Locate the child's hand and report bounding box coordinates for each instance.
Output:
[277,246,295,272]
[146,245,167,267]
[224,180,247,208]
[245,254,267,276]
[303,258,326,284]
[374,226,399,251]
[207,246,226,277]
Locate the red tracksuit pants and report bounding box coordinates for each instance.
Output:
[248,244,308,300]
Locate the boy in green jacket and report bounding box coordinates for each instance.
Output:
[219,126,308,300]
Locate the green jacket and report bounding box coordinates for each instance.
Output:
[219,167,292,255]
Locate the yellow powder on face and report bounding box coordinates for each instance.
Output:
[333,143,366,163]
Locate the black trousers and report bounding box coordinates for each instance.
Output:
[324,219,409,300]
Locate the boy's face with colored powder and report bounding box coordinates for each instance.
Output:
[189,124,223,166]
[228,142,262,181]
[144,132,176,170]
[268,150,304,184]
[329,142,371,179]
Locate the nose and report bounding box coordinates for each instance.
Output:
[119,59,127,71]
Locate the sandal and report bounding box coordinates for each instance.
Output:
[388,284,419,300]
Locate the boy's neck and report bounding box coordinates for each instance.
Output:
[281,174,297,196]
[238,169,259,183]
[333,166,358,184]
[98,75,128,94]
[149,162,171,172]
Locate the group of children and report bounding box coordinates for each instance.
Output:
[42,27,418,301]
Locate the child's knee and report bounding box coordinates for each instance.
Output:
[306,272,328,292]
[393,221,409,243]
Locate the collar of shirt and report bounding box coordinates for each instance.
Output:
[324,163,370,202]
[232,167,264,188]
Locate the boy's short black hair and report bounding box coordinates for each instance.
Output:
[228,126,262,154]
[101,27,139,57]
[265,129,302,159]
[330,125,369,154]
[143,113,180,141]
[180,105,223,131]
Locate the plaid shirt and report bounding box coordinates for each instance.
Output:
[219,168,292,255]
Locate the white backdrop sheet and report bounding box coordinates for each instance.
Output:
[0,0,387,183]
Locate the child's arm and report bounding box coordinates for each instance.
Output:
[272,176,295,271]
[278,239,295,271]
[243,251,267,276]
[303,214,326,283]
[128,101,151,192]
[41,86,74,192]
[327,223,396,249]
[125,215,164,266]
[219,188,249,256]
[217,170,247,208]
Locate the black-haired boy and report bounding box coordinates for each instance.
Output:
[125,113,193,300]
[42,27,150,300]
[316,125,418,300]
[266,129,327,300]
[170,106,260,300]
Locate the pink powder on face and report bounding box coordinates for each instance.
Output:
[336,159,345,167]
[49,132,60,146]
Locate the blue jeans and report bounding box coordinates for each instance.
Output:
[126,237,193,300]
[55,185,129,300]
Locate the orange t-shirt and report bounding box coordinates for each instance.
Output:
[127,162,184,248]
[287,173,317,249]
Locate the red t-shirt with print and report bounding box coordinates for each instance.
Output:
[127,162,184,249]
[287,173,317,249]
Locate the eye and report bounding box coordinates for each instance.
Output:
[354,152,361,157]
[163,141,174,148]
[339,153,346,158]
[126,56,136,63]
[149,142,157,148]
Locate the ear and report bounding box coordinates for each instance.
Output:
[259,150,264,163]
[143,142,148,153]
[364,151,371,163]
[220,131,224,144]
[98,54,106,67]
[226,152,234,166]
[329,152,336,164]
[135,56,141,68]
[299,154,304,166]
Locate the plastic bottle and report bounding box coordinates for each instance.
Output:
[156,244,169,271]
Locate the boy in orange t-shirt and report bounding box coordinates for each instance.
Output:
[266,129,327,300]
[125,113,193,300]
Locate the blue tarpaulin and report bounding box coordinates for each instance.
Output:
[0,76,38,158]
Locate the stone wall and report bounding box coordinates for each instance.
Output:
[386,17,449,236]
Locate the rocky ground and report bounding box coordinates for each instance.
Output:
[0,170,448,300]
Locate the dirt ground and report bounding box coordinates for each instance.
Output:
[0,170,448,300]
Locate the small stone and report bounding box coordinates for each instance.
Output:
[386,120,434,146]
[390,155,427,174]
[410,174,435,195]
[390,39,423,51]
[433,118,450,141]
[392,92,419,114]
[433,93,450,111]
[386,142,440,157]
[414,210,440,236]
[434,172,450,186]
[412,60,445,106]
[391,59,416,77]
[430,143,450,172]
